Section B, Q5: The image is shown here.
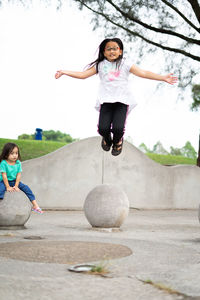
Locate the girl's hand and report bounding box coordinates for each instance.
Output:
[55,70,63,79]
[6,186,14,192]
[13,186,20,192]
[163,73,178,85]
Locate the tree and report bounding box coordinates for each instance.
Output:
[18,133,34,140]
[18,130,76,143]
[152,141,169,155]
[190,84,200,166]
[74,0,200,88]
[180,141,197,159]
[73,0,200,164]
[191,84,200,111]
[42,130,76,143]
[170,141,197,158]
[3,1,199,88]
[4,0,199,85]
[139,143,151,153]
[197,134,200,166]
[170,146,183,156]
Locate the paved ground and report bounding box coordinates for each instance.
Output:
[0,209,200,300]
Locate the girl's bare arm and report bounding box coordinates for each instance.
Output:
[2,173,13,192]
[55,66,97,80]
[13,173,21,191]
[130,64,178,85]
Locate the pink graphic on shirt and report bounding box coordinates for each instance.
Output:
[108,70,120,81]
[102,65,120,81]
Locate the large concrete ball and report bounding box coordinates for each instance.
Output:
[84,184,129,228]
[0,191,32,229]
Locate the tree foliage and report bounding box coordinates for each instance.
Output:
[191,84,200,110]
[18,133,35,140]
[74,0,200,87]
[1,0,199,87]
[1,0,199,109]
[42,130,76,143]
[180,141,197,158]
[139,142,151,153]
[170,146,183,156]
[18,130,77,143]
[140,140,197,158]
[152,141,169,155]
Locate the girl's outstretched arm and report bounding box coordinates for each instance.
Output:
[130,64,178,85]
[55,66,96,80]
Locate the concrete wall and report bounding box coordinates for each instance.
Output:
[22,136,200,209]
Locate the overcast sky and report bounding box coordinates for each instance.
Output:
[0,0,199,151]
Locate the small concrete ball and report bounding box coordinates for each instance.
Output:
[0,191,31,228]
[84,184,129,228]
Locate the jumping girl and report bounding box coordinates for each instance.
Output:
[55,38,177,156]
[0,143,43,214]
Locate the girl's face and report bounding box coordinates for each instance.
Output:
[104,41,122,62]
[7,147,19,163]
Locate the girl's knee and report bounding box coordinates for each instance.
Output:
[98,125,110,137]
[112,126,124,136]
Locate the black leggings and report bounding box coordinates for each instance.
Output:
[98,102,128,145]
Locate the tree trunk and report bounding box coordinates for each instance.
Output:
[197,133,200,167]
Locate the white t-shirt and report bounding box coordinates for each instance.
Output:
[95,58,137,113]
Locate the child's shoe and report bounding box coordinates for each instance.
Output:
[101,137,112,151]
[32,207,44,214]
[111,139,123,156]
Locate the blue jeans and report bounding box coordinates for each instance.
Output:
[0,180,35,201]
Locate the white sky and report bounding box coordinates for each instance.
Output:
[0,0,199,151]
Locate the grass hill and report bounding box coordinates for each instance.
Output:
[0,138,197,165]
[146,153,196,166]
[0,138,66,161]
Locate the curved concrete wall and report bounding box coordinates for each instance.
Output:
[22,137,200,209]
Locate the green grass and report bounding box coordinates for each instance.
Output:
[0,138,197,165]
[147,153,196,165]
[0,138,66,161]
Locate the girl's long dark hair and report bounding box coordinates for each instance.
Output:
[87,38,124,73]
[0,143,21,162]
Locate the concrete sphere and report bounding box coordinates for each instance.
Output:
[0,191,32,229]
[84,184,129,228]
